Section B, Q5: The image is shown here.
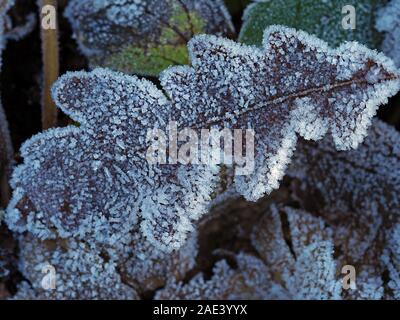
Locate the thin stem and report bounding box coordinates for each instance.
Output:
[0,170,10,207]
[0,110,12,207]
[39,0,59,130]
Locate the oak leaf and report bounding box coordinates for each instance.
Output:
[5,26,400,254]
[65,0,235,76]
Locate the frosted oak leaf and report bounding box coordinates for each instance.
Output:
[156,253,277,300]
[119,229,198,294]
[156,206,341,300]
[5,26,400,253]
[250,206,341,300]
[290,119,400,221]
[161,25,400,200]
[5,68,219,253]
[13,234,139,300]
[289,120,400,299]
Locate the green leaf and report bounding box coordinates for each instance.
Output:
[65,0,235,77]
[239,0,387,49]
[100,5,206,76]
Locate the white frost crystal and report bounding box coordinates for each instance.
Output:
[65,0,234,57]
[119,228,199,294]
[6,68,219,253]
[252,206,341,300]
[163,26,400,201]
[289,120,400,299]
[155,253,279,300]
[5,26,400,257]
[382,224,400,299]
[64,0,235,76]
[13,235,139,300]
[157,206,342,300]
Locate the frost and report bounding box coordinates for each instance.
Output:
[156,205,342,300]
[289,119,400,299]
[11,223,198,299]
[0,0,34,43]
[0,0,12,58]
[382,224,400,299]
[156,253,279,300]
[252,206,341,300]
[0,224,15,279]
[5,26,400,255]
[155,188,400,300]
[13,234,139,300]
[166,25,399,201]
[376,0,400,67]
[4,11,36,42]
[290,119,400,216]
[1,1,399,300]
[119,228,198,294]
[5,68,218,253]
[65,0,235,76]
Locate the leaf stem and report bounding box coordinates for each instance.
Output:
[0,170,10,207]
[39,0,59,130]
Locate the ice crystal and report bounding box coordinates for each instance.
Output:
[164,26,399,201]
[240,0,386,49]
[12,223,198,299]
[290,119,400,216]
[5,27,400,255]
[156,206,342,300]
[155,253,278,300]
[6,68,219,253]
[251,206,341,300]
[13,234,139,300]
[65,0,235,76]
[289,119,400,299]
[0,0,12,55]
[155,184,400,300]
[376,0,400,67]
[382,224,400,299]
[118,228,198,294]
[0,223,15,279]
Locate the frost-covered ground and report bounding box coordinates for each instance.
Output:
[0,0,399,300]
